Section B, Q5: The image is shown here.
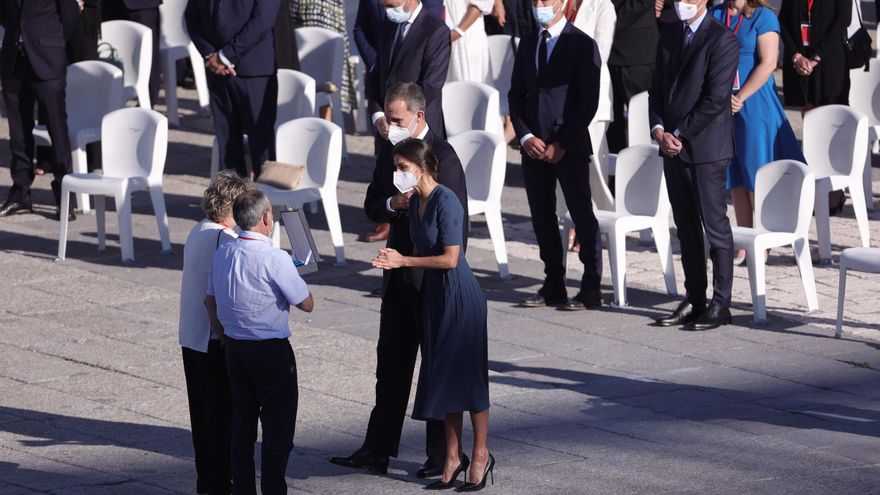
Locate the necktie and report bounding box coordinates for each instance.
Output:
[391,24,405,64]
[538,30,550,79]
[683,22,694,49]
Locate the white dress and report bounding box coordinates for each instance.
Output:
[572,0,617,123]
[445,0,495,83]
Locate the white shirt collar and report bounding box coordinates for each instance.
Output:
[416,124,429,139]
[407,1,423,26]
[686,9,708,33]
[238,230,271,243]
[541,16,567,40]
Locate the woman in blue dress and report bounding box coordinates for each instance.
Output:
[711,0,805,265]
[372,138,494,491]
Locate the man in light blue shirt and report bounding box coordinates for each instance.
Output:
[205,190,313,495]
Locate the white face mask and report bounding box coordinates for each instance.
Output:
[393,170,420,194]
[385,1,410,23]
[387,114,418,145]
[674,1,700,21]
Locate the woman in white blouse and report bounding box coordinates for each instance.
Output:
[178,171,253,494]
[446,0,496,82]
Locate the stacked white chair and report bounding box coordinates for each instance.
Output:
[732,160,818,323]
[209,69,316,177]
[562,144,677,307]
[159,0,210,127]
[802,105,871,264]
[442,81,504,139]
[261,117,346,265]
[486,35,518,118]
[449,130,510,279]
[57,108,171,263]
[836,247,880,337]
[295,26,349,162]
[100,20,153,108]
[848,64,879,211]
[34,61,125,214]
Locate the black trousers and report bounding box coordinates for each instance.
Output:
[663,157,733,308]
[363,268,446,464]
[182,341,233,495]
[225,338,298,495]
[522,149,603,296]
[606,64,654,154]
[2,52,71,206]
[207,72,278,178]
[102,3,160,107]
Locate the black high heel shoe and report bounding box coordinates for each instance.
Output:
[456,453,495,492]
[425,454,470,490]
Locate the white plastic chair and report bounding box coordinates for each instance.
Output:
[732,160,818,323]
[848,63,879,211]
[449,130,509,279]
[159,0,210,127]
[486,35,517,117]
[836,247,880,337]
[34,61,125,214]
[442,81,503,139]
[562,144,677,307]
[627,91,652,147]
[57,108,170,263]
[100,20,153,108]
[295,26,349,163]
[260,117,345,265]
[209,70,317,177]
[802,105,871,264]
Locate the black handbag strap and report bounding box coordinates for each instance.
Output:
[854,0,865,29]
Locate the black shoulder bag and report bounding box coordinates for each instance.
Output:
[844,0,872,71]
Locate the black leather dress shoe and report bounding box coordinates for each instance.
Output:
[416,463,444,479]
[562,291,603,311]
[654,300,706,327]
[329,449,389,474]
[519,293,567,308]
[0,200,34,217]
[683,305,731,331]
[55,208,77,221]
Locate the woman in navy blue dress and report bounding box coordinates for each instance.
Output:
[711,0,805,264]
[372,139,494,492]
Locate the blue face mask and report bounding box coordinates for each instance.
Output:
[532,0,559,27]
[386,1,410,23]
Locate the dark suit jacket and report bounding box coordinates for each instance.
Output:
[354,0,384,72]
[648,15,739,164]
[508,21,601,156]
[609,0,659,66]
[364,129,468,290]
[0,0,80,80]
[366,9,450,139]
[185,0,280,77]
[119,0,161,9]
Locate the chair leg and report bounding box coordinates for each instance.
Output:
[865,141,875,212]
[848,183,872,248]
[210,137,219,178]
[56,183,71,261]
[188,43,211,111]
[148,185,172,253]
[484,208,509,279]
[813,180,833,263]
[115,189,135,263]
[163,52,179,128]
[836,262,848,338]
[95,195,106,251]
[793,236,818,313]
[746,244,767,323]
[321,189,346,266]
[71,142,91,213]
[271,219,281,249]
[608,227,627,307]
[331,92,350,165]
[652,223,678,297]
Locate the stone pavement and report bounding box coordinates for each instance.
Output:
[1,89,880,494]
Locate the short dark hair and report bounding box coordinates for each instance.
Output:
[392,138,439,181]
[385,82,426,113]
[232,190,271,231]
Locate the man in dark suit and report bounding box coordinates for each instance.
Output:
[354,0,445,76]
[0,0,80,220]
[330,82,467,478]
[103,0,161,107]
[649,0,738,331]
[186,0,280,179]
[509,0,603,311]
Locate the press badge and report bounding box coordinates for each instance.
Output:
[733,70,741,91]
[800,22,812,46]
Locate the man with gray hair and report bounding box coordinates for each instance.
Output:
[205,190,314,494]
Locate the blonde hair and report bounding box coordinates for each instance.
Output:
[201,171,254,223]
[742,0,772,18]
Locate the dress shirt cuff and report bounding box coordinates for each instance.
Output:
[650,125,664,140]
[386,197,396,214]
[372,112,385,126]
[218,50,235,68]
[673,128,682,138]
[520,133,535,147]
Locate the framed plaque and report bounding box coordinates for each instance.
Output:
[279,208,321,275]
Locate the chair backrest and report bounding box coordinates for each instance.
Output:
[442,81,502,138]
[66,61,125,135]
[159,0,191,49]
[614,144,667,217]
[275,117,342,191]
[100,20,152,91]
[100,108,168,181]
[295,27,344,87]
[627,92,651,146]
[754,160,815,235]
[276,69,317,129]
[448,130,507,204]
[803,104,869,179]
[486,35,517,115]
[848,60,880,126]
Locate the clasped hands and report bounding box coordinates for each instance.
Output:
[653,128,682,158]
[793,53,819,77]
[205,52,236,77]
[523,137,566,164]
[373,247,405,270]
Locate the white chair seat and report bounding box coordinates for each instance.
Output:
[732,228,798,251]
[596,211,655,233]
[836,247,880,337]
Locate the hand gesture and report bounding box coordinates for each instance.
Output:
[654,130,682,157]
[543,143,567,164]
[492,0,506,27]
[390,191,414,210]
[376,116,390,140]
[205,52,235,76]
[451,29,462,42]
[523,136,547,161]
[731,94,744,114]
[373,248,406,270]
[655,0,665,17]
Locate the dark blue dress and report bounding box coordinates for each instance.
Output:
[710,6,805,192]
[410,185,490,421]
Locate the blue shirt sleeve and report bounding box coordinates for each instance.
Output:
[753,7,780,35]
[436,188,464,249]
[269,250,310,306]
